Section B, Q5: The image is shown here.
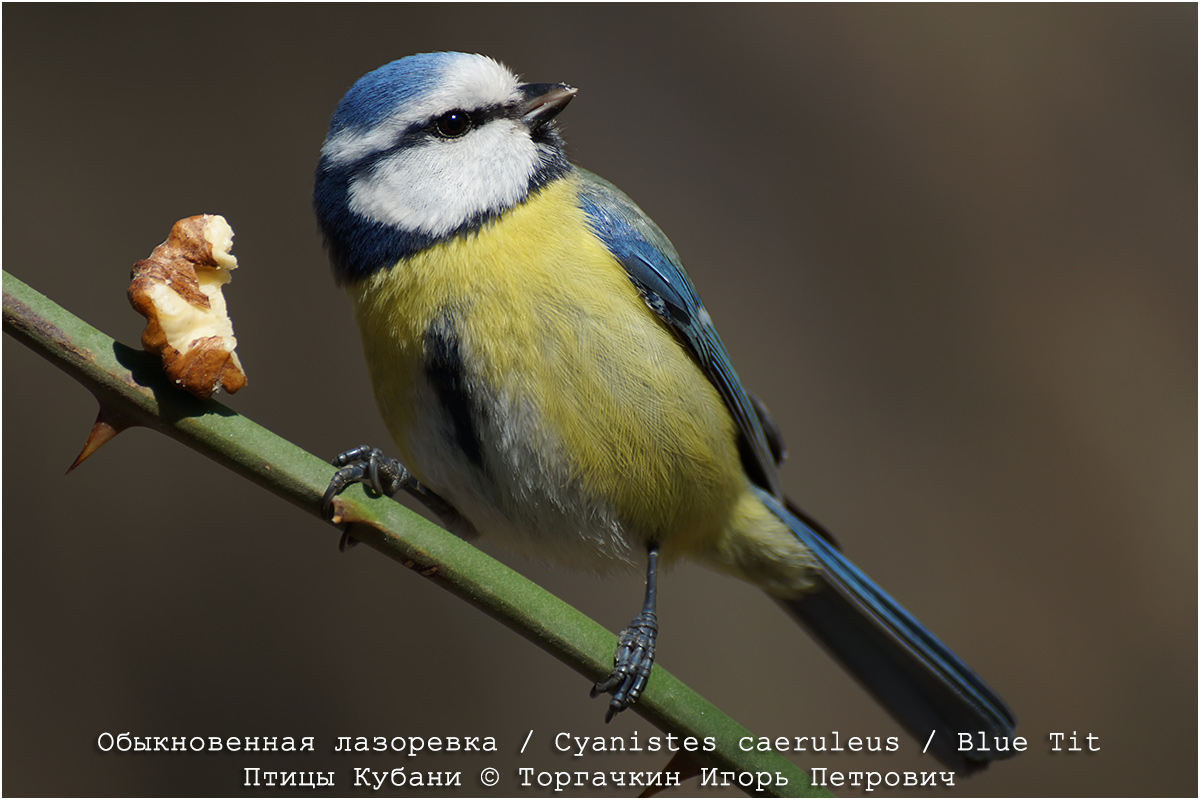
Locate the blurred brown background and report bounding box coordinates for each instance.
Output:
[4,4,1195,797]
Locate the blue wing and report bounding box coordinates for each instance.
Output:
[576,168,783,498]
[577,169,1017,771]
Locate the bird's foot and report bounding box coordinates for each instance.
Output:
[591,609,658,721]
[322,445,416,550]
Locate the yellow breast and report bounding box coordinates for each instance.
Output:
[344,173,745,563]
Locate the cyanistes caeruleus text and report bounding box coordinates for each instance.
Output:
[314,52,1016,773]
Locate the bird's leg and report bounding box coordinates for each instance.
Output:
[592,545,659,721]
[322,445,458,550]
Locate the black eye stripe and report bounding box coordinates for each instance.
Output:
[427,102,517,139]
[356,101,522,167]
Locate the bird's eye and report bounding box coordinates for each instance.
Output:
[434,110,472,138]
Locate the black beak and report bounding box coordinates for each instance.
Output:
[518,83,577,126]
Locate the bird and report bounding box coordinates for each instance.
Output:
[313,51,1016,773]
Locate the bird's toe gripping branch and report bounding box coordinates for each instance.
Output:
[322,445,465,551]
[592,546,661,721]
[592,608,658,722]
[323,445,415,550]
[324,446,410,508]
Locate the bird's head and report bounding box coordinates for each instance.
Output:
[314,52,576,282]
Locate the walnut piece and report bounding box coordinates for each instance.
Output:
[128,215,247,398]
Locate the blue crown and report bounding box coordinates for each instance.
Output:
[327,52,467,135]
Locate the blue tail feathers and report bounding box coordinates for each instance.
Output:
[756,488,1017,773]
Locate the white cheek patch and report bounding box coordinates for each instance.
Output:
[347,118,542,237]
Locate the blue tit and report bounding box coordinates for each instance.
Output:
[314,52,1016,773]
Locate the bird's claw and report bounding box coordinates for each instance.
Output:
[591,610,658,721]
[322,446,409,513]
[322,446,413,550]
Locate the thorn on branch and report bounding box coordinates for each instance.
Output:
[67,403,134,473]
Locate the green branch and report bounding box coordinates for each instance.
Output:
[3,270,827,798]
